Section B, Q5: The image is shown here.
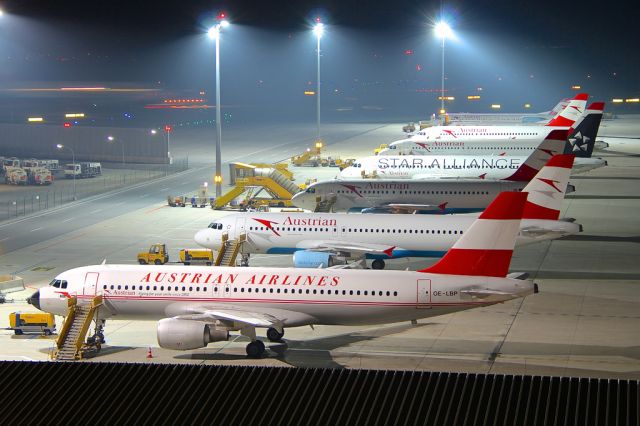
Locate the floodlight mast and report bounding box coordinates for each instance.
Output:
[207,15,230,197]
[313,20,324,143]
[434,21,453,113]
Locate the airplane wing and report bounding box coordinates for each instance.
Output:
[386,203,444,213]
[176,304,315,328]
[296,239,397,257]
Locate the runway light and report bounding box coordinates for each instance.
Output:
[28,117,44,122]
[524,103,531,108]
[571,85,581,90]
[612,99,623,103]
[490,104,501,109]
[625,98,640,103]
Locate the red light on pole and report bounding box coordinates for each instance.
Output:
[63,122,72,128]
[164,125,172,132]
[218,12,226,20]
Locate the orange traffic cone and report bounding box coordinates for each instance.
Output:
[147,347,153,359]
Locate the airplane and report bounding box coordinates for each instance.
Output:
[381,102,604,157]
[440,98,570,126]
[340,129,605,181]
[195,155,580,270]
[29,191,537,358]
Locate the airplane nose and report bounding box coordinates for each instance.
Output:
[291,192,310,209]
[27,291,41,311]
[194,229,213,248]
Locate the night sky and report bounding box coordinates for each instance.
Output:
[0,0,637,120]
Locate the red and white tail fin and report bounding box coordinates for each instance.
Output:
[546,93,588,127]
[547,98,570,117]
[420,192,527,277]
[522,154,575,220]
[504,129,568,181]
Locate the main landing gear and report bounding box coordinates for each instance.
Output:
[243,326,286,358]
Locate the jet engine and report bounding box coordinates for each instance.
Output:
[293,251,335,268]
[157,318,229,350]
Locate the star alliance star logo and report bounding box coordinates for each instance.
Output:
[568,131,590,152]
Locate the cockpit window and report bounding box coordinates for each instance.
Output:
[50,279,61,288]
[307,188,315,194]
[208,223,223,230]
[61,280,67,289]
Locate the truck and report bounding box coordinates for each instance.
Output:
[137,244,214,265]
[9,312,56,335]
[167,195,187,207]
[64,162,101,179]
[4,167,28,185]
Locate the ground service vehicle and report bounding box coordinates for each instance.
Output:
[373,144,388,155]
[5,167,27,185]
[9,312,56,335]
[64,162,100,178]
[167,195,186,207]
[179,249,214,265]
[137,244,169,265]
[137,244,213,265]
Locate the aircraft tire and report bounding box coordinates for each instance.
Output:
[267,327,284,342]
[246,340,265,358]
[372,259,385,270]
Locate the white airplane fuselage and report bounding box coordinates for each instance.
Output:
[34,264,534,326]
[194,213,580,258]
[339,155,603,180]
[291,179,526,213]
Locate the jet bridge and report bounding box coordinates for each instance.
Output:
[212,162,301,210]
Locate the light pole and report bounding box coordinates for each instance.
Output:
[107,135,125,166]
[56,144,76,201]
[313,20,324,143]
[434,21,453,114]
[164,125,172,165]
[208,15,229,198]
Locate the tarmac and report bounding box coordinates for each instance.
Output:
[0,118,639,378]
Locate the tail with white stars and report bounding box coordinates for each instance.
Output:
[564,102,604,158]
[420,191,528,277]
[522,154,575,220]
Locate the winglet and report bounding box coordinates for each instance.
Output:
[522,154,575,220]
[419,192,528,277]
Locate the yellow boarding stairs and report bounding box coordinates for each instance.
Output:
[215,232,247,266]
[313,194,337,213]
[212,163,301,210]
[53,295,103,361]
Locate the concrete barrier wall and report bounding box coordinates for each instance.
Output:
[0,124,168,164]
[0,274,24,293]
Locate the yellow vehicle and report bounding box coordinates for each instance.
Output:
[10,312,56,335]
[373,144,388,155]
[179,248,214,265]
[338,158,356,171]
[291,141,324,167]
[137,243,169,265]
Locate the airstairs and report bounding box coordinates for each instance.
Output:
[212,163,301,209]
[53,295,103,361]
[313,194,336,213]
[215,232,247,266]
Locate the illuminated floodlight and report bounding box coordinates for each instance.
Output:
[612,99,623,103]
[107,135,115,141]
[524,103,531,108]
[150,129,157,135]
[491,104,501,109]
[626,98,640,103]
[0,9,4,17]
[434,21,453,39]
[28,117,43,122]
[207,26,219,39]
[571,85,581,90]
[467,95,480,100]
[65,113,85,118]
[313,22,325,39]
[56,144,64,149]
[439,108,446,114]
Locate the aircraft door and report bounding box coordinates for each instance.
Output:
[235,217,246,238]
[416,279,431,309]
[83,272,100,297]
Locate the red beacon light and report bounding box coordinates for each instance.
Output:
[164,125,173,133]
[63,122,72,128]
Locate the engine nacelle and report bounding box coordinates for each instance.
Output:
[157,318,229,350]
[293,250,336,268]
